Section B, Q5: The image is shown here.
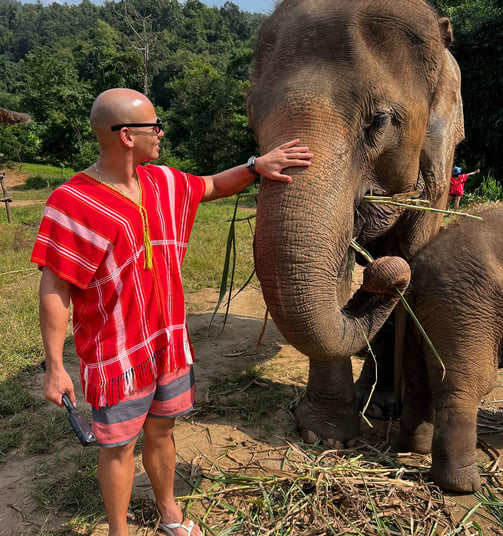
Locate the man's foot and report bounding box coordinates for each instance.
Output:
[159,518,201,536]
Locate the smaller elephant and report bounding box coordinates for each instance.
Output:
[395,204,503,493]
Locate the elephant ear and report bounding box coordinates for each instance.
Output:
[420,17,464,204]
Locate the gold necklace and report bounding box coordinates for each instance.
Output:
[93,163,139,195]
[93,163,153,270]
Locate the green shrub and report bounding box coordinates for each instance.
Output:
[24,175,67,190]
[474,174,503,201]
[465,173,503,204]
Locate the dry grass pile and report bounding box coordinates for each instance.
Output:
[177,440,493,536]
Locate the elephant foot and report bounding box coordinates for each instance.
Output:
[398,421,434,454]
[356,386,396,419]
[295,398,360,448]
[429,408,480,492]
[430,458,481,493]
[354,318,397,419]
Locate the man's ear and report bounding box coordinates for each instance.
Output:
[119,128,135,148]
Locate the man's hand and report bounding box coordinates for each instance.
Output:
[43,367,77,407]
[202,139,313,201]
[255,139,313,182]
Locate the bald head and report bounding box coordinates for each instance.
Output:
[90,88,156,140]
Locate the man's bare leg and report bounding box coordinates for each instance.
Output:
[98,438,138,536]
[142,416,201,535]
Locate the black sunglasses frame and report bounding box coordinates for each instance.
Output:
[110,118,163,134]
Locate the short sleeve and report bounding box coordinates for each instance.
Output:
[31,187,110,289]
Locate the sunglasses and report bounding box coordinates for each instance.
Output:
[110,117,163,135]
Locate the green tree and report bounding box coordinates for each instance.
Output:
[0,122,41,164]
[434,0,503,178]
[73,19,144,95]
[0,0,262,169]
[21,46,93,163]
[166,60,255,172]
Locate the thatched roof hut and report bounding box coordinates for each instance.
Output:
[0,107,31,125]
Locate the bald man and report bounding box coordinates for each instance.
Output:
[32,88,312,536]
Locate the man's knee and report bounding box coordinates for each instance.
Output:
[99,438,137,463]
[143,416,176,440]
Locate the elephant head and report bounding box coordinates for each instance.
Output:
[247,0,464,444]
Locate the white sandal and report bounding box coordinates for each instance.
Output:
[159,519,195,535]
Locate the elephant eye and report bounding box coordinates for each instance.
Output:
[363,111,393,147]
[372,112,391,129]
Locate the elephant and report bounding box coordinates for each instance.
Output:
[247,0,465,446]
[394,205,503,493]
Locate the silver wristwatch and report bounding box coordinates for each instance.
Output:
[246,155,260,177]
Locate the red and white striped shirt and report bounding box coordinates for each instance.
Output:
[32,165,206,408]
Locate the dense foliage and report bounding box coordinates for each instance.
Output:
[432,0,503,181]
[0,0,264,173]
[0,0,502,180]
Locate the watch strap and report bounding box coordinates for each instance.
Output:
[246,155,260,177]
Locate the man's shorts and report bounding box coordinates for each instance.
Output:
[91,366,195,448]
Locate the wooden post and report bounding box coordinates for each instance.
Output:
[0,171,12,223]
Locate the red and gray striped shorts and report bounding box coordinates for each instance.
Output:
[91,366,195,448]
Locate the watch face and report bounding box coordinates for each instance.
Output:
[247,156,259,176]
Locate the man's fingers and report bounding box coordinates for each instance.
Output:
[286,147,311,154]
[283,158,312,167]
[279,138,300,150]
[271,172,292,182]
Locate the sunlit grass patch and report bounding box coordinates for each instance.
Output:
[0,378,41,416]
[32,448,104,532]
[0,272,43,382]
[184,198,256,292]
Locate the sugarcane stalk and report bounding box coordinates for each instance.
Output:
[350,239,446,380]
[362,196,483,220]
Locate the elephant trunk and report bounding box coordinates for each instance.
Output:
[254,149,410,361]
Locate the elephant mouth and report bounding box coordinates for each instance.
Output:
[353,191,399,245]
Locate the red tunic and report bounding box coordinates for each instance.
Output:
[31,165,205,408]
[449,173,468,196]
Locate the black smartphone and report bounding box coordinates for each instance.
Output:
[61,393,97,447]
[40,361,97,446]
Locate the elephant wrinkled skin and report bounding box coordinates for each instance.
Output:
[395,205,503,492]
[247,0,464,445]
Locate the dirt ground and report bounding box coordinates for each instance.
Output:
[1,169,502,535]
[1,286,502,535]
[1,167,29,195]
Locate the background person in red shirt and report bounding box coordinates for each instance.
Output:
[448,165,480,211]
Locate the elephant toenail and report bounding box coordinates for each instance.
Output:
[302,430,318,444]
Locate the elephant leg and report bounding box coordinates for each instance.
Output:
[398,333,434,454]
[430,400,480,492]
[426,333,498,492]
[355,318,396,419]
[296,358,359,447]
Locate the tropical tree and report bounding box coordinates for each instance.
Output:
[165,59,255,172]
[21,46,94,163]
